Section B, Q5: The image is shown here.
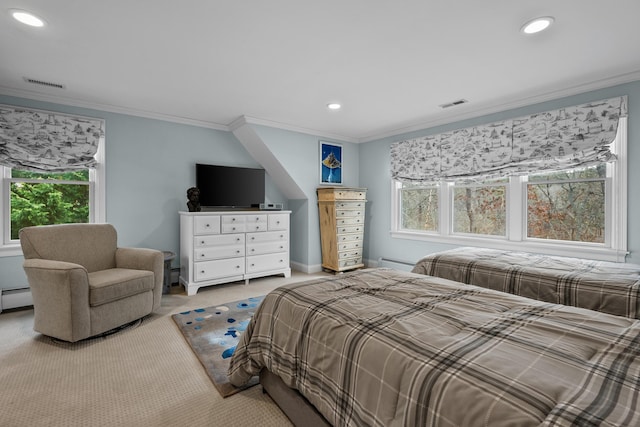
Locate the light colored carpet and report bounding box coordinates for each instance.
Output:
[0,271,330,427]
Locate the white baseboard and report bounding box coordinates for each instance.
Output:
[290,261,323,274]
[1,288,33,312]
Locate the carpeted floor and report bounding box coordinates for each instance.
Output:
[0,271,329,427]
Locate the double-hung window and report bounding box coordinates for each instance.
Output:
[391,98,627,262]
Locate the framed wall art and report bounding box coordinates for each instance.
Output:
[319,141,343,185]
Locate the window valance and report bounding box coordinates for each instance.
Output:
[0,104,104,172]
[390,96,627,182]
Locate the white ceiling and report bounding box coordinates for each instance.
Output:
[1,1,640,142]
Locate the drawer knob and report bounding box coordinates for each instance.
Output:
[280,246,284,249]
[251,263,255,267]
[252,237,255,240]
[252,249,255,252]
[205,224,210,228]
[201,254,205,257]
[201,240,205,244]
[256,226,260,230]
[232,227,236,230]
[232,218,236,221]
[256,217,260,221]
[200,270,205,274]
[236,265,241,269]
[236,250,240,254]
[277,220,280,224]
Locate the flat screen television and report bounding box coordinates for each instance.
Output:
[195,164,265,209]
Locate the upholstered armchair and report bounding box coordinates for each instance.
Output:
[20,223,163,342]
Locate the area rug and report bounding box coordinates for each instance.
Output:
[171,295,264,397]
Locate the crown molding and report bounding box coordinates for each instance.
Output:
[358,70,640,142]
[0,86,230,131]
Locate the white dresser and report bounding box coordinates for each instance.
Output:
[179,211,291,296]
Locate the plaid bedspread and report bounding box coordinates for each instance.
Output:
[229,269,640,426]
[412,247,640,320]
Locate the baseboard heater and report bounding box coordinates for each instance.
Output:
[0,287,33,312]
[376,257,415,272]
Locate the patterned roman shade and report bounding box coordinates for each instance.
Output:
[0,104,104,172]
[391,96,627,182]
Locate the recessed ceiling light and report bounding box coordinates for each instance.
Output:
[327,103,341,110]
[10,9,46,27]
[521,16,554,34]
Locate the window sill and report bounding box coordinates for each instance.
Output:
[0,244,24,257]
[390,230,628,263]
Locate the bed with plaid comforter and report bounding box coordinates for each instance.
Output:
[229,268,640,426]
[412,247,640,320]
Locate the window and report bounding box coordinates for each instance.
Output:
[0,148,105,257]
[391,118,627,262]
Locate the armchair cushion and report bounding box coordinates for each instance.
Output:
[88,268,154,307]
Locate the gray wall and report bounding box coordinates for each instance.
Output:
[359,80,640,265]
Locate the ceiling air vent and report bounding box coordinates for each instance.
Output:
[23,77,66,89]
[439,99,468,109]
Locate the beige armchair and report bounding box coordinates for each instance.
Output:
[20,223,163,342]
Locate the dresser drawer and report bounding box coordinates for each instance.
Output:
[194,257,245,281]
[222,223,247,233]
[245,214,268,232]
[194,216,220,235]
[268,214,289,230]
[247,241,287,256]
[195,244,245,261]
[246,252,288,273]
[247,230,288,244]
[194,233,244,248]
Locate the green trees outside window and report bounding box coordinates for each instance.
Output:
[10,169,89,239]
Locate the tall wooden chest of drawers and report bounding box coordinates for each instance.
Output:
[317,187,366,272]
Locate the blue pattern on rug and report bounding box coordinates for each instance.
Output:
[172,295,265,397]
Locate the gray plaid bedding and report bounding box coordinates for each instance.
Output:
[412,247,640,320]
[229,268,640,426]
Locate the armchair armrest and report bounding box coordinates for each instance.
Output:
[115,247,164,309]
[22,258,91,342]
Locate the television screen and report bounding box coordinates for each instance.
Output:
[196,164,265,208]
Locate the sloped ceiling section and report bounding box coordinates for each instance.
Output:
[231,117,306,200]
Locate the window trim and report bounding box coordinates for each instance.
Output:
[390,118,628,262]
[0,135,106,257]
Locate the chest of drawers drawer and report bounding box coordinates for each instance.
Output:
[337,225,364,235]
